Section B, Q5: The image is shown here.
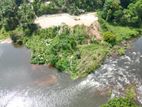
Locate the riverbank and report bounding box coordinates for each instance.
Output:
[0,38,12,44]
[0,12,141,79]
[21,25,109,79]
[21,19,141,79]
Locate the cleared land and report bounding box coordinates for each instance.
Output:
[35,12,98,28]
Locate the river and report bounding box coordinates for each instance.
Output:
[0,37,142,107]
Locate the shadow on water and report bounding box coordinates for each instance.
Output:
[0,37,142,107]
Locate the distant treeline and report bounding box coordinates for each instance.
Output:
[51,0,142,27]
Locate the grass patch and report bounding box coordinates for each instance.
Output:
[99,18,141,56]
[99,18,140,44]
[105,24,139,42]
[74,43,109,78]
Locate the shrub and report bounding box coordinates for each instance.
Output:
[103,31,116,46]
[118,47,126,55]
[100,97,138,107]
[10,28,24,45]
[22,23,38,36]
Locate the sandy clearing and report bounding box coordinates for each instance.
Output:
[34,12,98,28]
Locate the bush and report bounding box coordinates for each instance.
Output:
[10,30,23,45]
[118,47,125,55]
[22,23,38,36]
[103,31,116,46]
[56,56,70,71]
[100,97,138,107]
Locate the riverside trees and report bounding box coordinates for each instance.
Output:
[0,0,36,29]
[101,0,142,27]
[0,0,18,31]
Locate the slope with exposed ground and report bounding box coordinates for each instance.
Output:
[34,12,102,40]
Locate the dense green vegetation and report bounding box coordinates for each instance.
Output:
[22,25,109,79]
[100,97,138,107]
[100,84,139,107]
[31,0,105,15]
[0,0,37,40]
[100,19,140,42]
[101,0,142,27]
[97,18,140,56]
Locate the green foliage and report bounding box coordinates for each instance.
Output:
[121,0,142,27]
[32,0,59,16]
[103,31,116,46]
[100,85,139,107]
[75,43,109,78]
[40,0,105,15]
[120,0,133,8]
[99,18,140,57]
[106,24,139,42]
[101,0,142,27]
[0,0,18,31]
[22,25,109,79]
[99,19,140,43]
[0,0,37,36]
[125,85,137,100]
[118,47,126,55]
[102,0,123,22]
[0,28,10,40]
[100,97,138,107]
[17,3,35,25]
[68,0,105,14]
[10,27,24,44]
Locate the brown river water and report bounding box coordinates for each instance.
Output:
[0,37,142,107]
